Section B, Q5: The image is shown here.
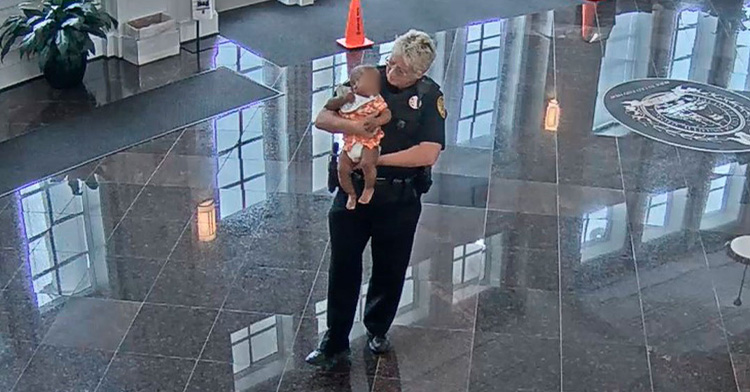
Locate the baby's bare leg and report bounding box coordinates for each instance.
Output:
[338,152,358,210]
[358,147,379,205]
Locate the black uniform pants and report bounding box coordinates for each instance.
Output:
[321,190,422,353]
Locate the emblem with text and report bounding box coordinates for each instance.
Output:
[604,79,750,152]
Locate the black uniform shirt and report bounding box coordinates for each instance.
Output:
[337,66,446,178]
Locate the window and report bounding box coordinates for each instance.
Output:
[215,106,267,218]
[581,207,611,245]
[453,240,486,286]
[310,53,352,193]
[645,193,669,227]
[704,164,732,214]
[311,54,350,122]
[213,42,273,218]
[670,10,700,80]
[729,20,750,90]
[458,21,503,144]
[213,41,266,84]
[378,41,394,66]
[20,180,91,307]
[230,315,281,374]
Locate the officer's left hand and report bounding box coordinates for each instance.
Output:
[363,116,379,134]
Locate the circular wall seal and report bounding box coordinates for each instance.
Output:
[604,79,750,152]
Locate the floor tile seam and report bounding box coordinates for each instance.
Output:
[616,136,656,392]
[554,93,564,392]
[92,213,194,392]
[236,258,328,273]
[102,129,188,245]
[137,300,224,312]
[1,261,27,291]
[236,264,322,275]
[636,264,721,298]
[370,359,382,392]
[645,317,730,346]
[485,205,559,217]
[555,182,627,193]
[275,240,331,392]
[316,269,487,288]
[473,329,562,343]
[0,197,10,215]
[477,284,559,295]
[490,205,629,220]
[474,326,561,340]
[388,323,477,334]
[99,350,198,362]
[421,202,487,212]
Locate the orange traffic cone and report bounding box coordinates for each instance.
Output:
[337,0,374,50]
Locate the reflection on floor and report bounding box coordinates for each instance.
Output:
[2,0,750,391]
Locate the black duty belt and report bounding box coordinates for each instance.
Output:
[352,173,416,184]
[350,173,420,204]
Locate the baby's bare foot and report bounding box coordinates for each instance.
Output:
[359,188,375,205]
[346,195,358,210]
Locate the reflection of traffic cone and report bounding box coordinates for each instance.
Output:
[581,3,597,41]
[346,51,365,74]
[337,0,374,50]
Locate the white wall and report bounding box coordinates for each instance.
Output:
[0,0,235,90]
[217,0,269,12]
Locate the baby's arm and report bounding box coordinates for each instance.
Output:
[325,93,355,111]
[370,97,392,126]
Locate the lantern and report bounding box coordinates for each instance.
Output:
[197,199,217,242]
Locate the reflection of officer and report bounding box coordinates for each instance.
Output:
[307,30,446,368]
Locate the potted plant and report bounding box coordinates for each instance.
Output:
[0,0,117,89]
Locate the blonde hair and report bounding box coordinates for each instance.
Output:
[392,30,436,76]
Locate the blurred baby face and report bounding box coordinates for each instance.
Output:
[353,68,381,97]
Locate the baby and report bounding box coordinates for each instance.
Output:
[325,65,392,210]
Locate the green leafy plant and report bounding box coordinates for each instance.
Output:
[0,0,117,70]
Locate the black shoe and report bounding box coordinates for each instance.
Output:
[305,348,351,369]
[367,333,392,355]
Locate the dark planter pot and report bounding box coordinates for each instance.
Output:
[43,54,87,89]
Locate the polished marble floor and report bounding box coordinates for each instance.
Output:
[3,0,750,391]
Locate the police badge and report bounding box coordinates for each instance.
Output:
[604,79,750,153]
[437,95,446,119]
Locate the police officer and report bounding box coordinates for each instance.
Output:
[307,30,446,368]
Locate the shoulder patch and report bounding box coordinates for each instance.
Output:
[437,95,446,119]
